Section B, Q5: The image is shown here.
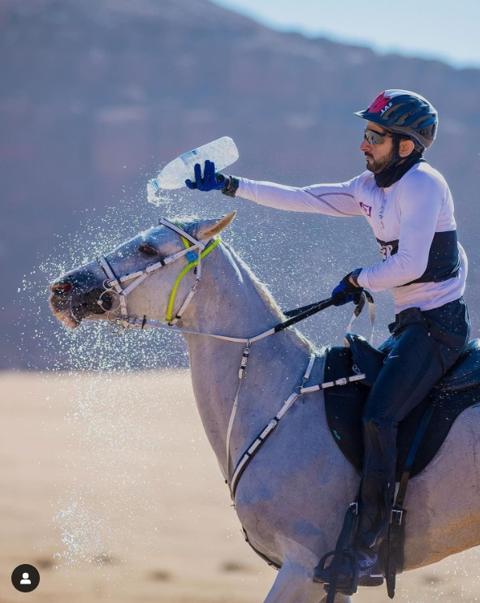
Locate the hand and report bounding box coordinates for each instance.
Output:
[185,160,226,191]
[331,269,363,306]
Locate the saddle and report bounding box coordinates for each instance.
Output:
[324,334,480,479]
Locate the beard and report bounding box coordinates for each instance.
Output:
[365,147,395,174]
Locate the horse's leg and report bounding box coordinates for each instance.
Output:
[262,550,354,602]
[263,559,326,603]
[261,537,353,603]
[263,561,352,603]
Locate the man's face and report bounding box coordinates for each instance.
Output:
[360,121,395,173]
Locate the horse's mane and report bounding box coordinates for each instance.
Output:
[222,241,285,316]
[222,241,315,354]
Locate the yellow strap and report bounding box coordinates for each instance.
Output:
[166,237,221,323]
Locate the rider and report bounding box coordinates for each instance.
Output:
[185,89,470,586]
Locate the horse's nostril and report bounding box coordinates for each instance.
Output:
[51,281,73,295]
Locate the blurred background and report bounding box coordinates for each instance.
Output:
[1,0,479,370]
[1,2,480,602]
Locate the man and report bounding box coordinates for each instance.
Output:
[186,89,470,587]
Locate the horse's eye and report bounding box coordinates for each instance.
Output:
[138,243,158,256]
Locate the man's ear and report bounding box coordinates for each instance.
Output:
[399,138,415,158]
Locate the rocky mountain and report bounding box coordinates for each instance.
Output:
[1,0,479,369]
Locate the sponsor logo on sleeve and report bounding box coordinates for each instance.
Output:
[359,202,372,217]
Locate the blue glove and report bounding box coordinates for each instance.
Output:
[331,269,363,306]
[185,160,226,191]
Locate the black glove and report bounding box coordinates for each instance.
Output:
[331,269,363,306]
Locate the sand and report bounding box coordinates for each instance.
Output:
[1,370,479,602]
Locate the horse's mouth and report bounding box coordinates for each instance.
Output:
[49,294,82,329]
[49,286,115,328]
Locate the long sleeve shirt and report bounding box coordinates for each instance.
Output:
[235,162,467,313]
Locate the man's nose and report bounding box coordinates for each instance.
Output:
[360,138,370,152]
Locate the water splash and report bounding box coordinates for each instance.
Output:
[54,500,106,566]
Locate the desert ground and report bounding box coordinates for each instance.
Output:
[1,370,480,602]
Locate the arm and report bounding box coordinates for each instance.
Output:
[186,160,363,217]
[357,172,443,291]
[234,177,363,217]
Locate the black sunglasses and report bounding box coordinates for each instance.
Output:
[363,128,392,145]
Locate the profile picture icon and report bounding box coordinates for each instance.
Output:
[11,564,40,592]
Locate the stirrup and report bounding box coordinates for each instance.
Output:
[313,500,360,597]
[313,549,359,597]
[314,549,384,594]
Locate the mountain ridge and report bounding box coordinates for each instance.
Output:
[1,0,479,368]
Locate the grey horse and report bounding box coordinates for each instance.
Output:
[49,212,480,603]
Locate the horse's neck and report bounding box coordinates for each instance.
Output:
[182,242,315,475]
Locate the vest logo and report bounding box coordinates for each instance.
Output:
[377,239,399,260]
[380,243,395,260]
[359,202,372,217]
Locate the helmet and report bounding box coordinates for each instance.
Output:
[355,89,438,149]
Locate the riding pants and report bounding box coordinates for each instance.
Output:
[356,297,470,551]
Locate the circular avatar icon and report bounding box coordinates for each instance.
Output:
[11,564,40,592]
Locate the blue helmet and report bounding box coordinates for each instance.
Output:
[355,89,438,150]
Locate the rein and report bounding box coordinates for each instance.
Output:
[96,219,374,493]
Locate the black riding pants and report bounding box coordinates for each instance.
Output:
[356,297,470,550]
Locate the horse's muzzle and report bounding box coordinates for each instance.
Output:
[49,270,111,328]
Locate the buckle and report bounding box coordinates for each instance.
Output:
[185,250,198,263]
[390,508,404,525]
[349,502,359,516]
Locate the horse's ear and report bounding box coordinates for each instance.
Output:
[195,211,236,240]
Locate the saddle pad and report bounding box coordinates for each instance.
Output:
[324,346,480,479]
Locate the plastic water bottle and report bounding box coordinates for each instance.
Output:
[147,136,239,200]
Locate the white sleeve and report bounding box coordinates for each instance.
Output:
[236,177,363,217]
[357,171,443,291]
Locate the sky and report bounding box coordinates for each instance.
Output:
[211,0,480,69]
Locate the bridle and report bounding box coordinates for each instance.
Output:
[97,218,220,328]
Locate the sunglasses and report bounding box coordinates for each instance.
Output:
[363,128,392,145]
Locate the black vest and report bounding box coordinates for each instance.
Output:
[376,230,460,287]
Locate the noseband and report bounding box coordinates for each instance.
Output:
[97,218,220,327]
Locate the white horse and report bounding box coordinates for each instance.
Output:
[49,212,480,603]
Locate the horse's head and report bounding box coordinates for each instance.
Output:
[49,212,236,329]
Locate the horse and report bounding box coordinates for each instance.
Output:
[49,211,480,603]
